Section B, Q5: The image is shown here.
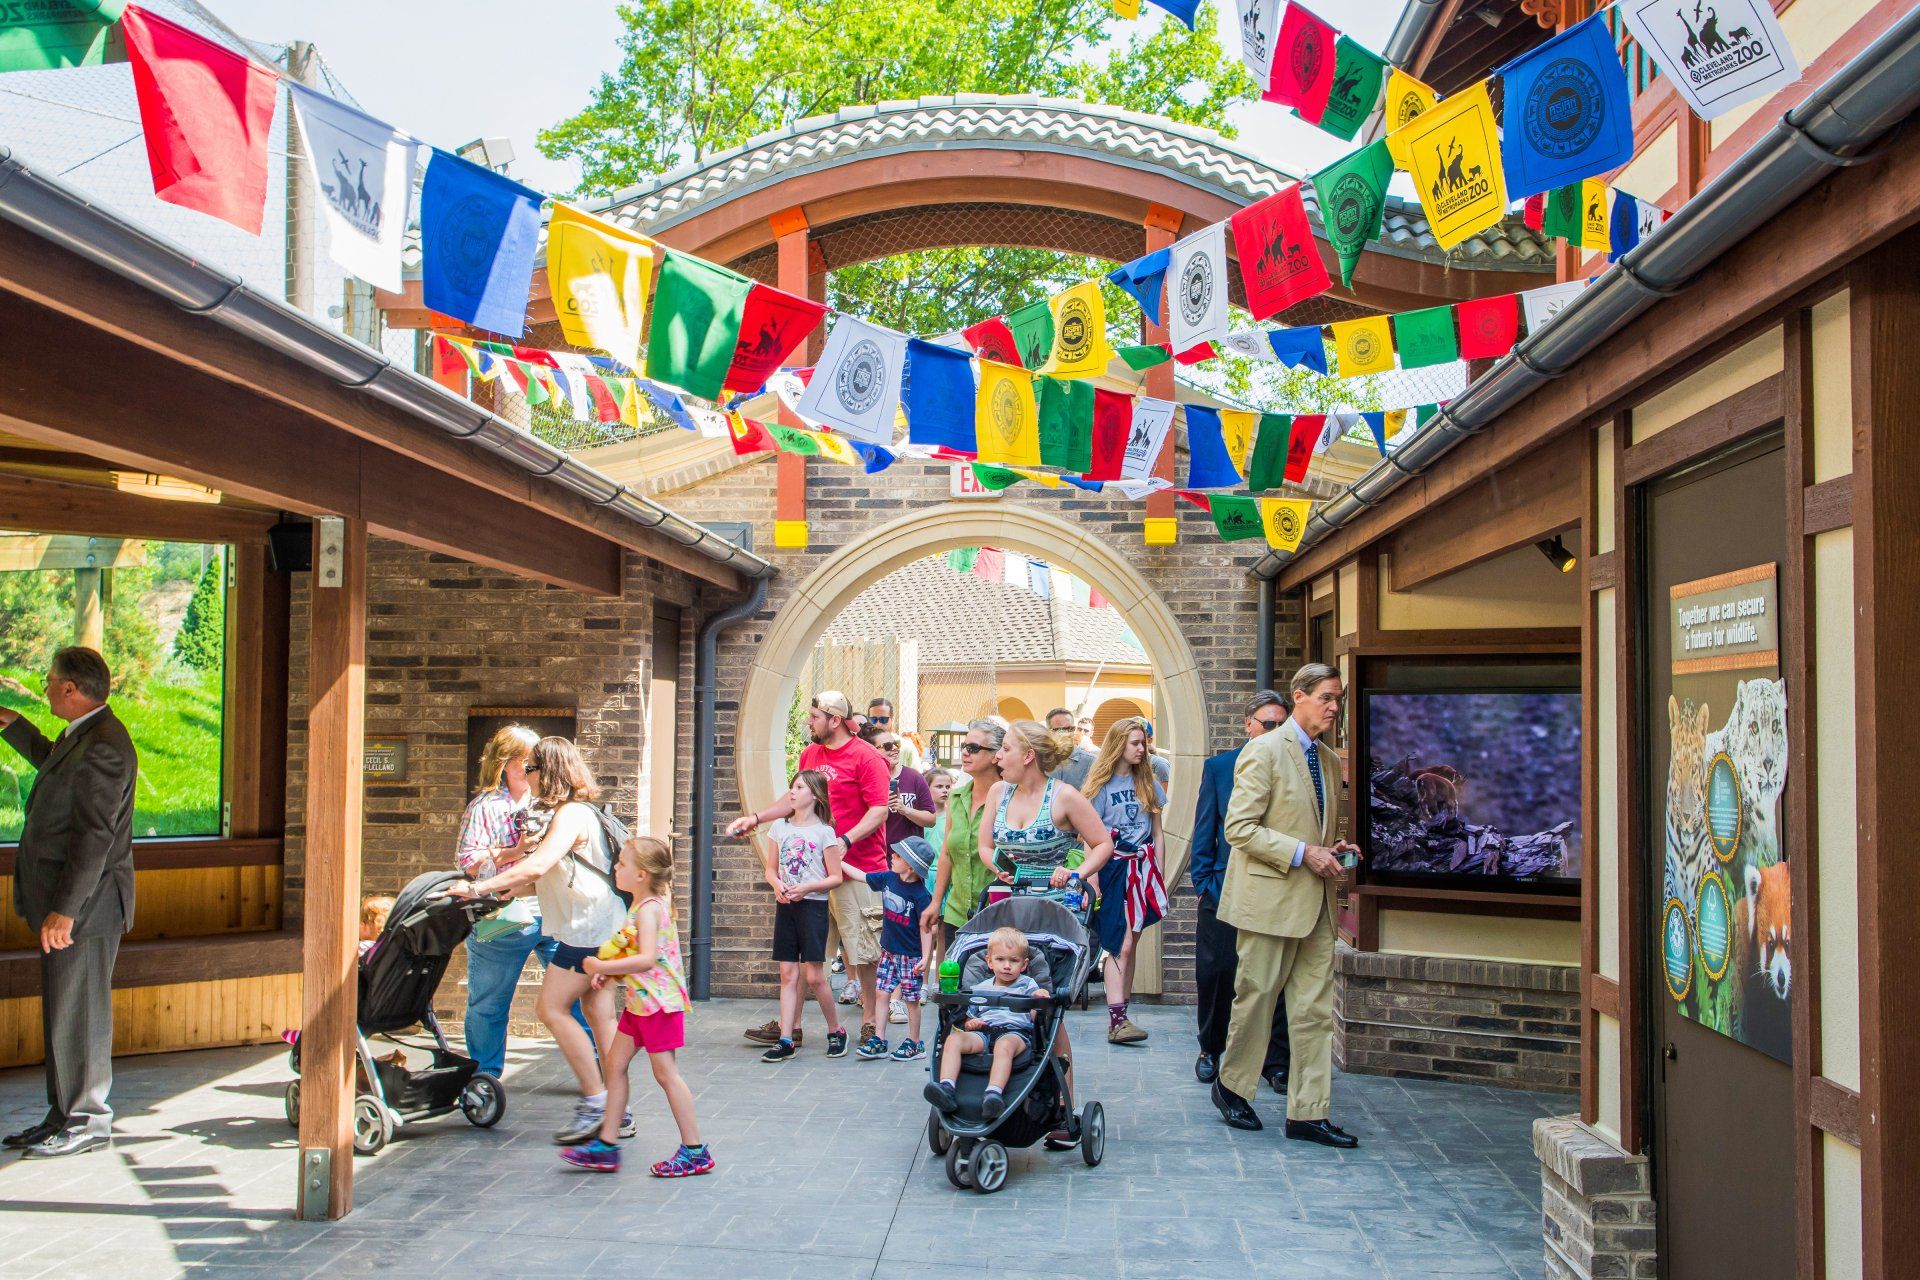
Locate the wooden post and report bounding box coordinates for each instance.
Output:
[71,566,103,651]
[1142,204,1183,546]
[773,206,811,550]
[296,517,366,1220]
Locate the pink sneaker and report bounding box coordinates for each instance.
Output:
[560,1139,621,1172]
[650,1145,715,1177]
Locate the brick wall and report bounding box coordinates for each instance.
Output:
[1534,1114,1658,1278]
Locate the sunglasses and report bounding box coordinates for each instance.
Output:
[523,762,541,773]
[959,742,993,755]
[1253,715,1285,729]
[879,741,901,752]
[869,715,891,725]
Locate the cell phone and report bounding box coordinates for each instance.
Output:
[889,779,900,798]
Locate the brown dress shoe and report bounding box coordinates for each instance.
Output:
[1107,1019,1149,1045]
[744,1019,801,1046]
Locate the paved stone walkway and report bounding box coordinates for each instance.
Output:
[0,1001,1556,1278]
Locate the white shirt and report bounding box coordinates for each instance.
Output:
[1286,719,1324,868]
[62,704,108,737]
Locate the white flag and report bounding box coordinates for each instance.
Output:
[1318,414,1352,455]
[1105,476,1173,501]
[1520,279,1590,334]
[688,405,730,439]
[548,353,596,420]
[1167,223,1230,356]
[288,83,418,293]
[796,317,907,446]
[1120,397,1178,480]
[1237,0,1283,88]
[1616,0,1800,120]
[1219,330,1280,363]
[1002,550,1029,587]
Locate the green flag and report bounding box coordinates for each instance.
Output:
[1311,36,1389,142]
[1037,376,1093,474]
[1416,402,1444,429]
[1209,495,1266,542]
[1543,182,1584,244]
[1392,306,1459,369]
[1247,413,1292,491]
[0,0,125,73]
[1007,299,1055,371]
[1311,139,1393,289]
[946,547,979,573]
[970,463,1024,492]
[645,249,753,399]
[767,423,821,455]
[1118,343,1171,371]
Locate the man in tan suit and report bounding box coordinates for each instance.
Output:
[1212,662,1362,1146]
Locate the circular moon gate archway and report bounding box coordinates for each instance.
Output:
[735,504,1207,994]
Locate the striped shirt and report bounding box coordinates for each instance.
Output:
[456,786,527,878]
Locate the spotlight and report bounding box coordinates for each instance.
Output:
[1536,536,1576,573]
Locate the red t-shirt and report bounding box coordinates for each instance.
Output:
[798,737,892,873]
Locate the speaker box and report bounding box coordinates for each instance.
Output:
[267,520,313,573]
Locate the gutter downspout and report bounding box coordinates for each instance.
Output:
[689,562,768,1001]
[1255,575,1276,692]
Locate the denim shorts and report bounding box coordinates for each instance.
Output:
[549,941,598,974]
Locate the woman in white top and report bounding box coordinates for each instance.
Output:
[452,737,624,1141]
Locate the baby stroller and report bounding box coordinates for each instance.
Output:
[972,864,1106,1006]
[284,870,508,1155]
[925,895,1105,1193]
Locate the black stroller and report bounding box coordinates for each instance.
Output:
[925,895,1105,1193]
[284,870,508,1155]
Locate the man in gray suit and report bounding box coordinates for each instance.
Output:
[0,646,137,1158]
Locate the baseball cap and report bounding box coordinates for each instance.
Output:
[811,690,853,719]
[890,836,936,881]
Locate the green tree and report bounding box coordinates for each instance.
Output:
[0,569,66,673]
[173,555,226,673]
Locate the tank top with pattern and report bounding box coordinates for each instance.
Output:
[615,896,689,1016]
[992,778,1081,871]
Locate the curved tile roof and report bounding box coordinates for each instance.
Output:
[592,96,1551,270]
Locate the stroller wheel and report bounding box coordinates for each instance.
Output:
[944,1140,973,1189]
[352,1096,393,1156]
[1080,1102,1105,1168]
[283,1081,300,1129]
[971,1140,1009,1193]
[461,1073,506,1128]
[926,1110,952,1157]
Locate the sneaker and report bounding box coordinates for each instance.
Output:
[890,1039,926,1062]
[744,1019,800,1046]
[837,982,862,1006]
[831,956,845,975]
[981,1091,1006,1121]
[825,1029,849,1058]
[618,1111,636,1139]
[761,1039,798,1063]
[1108,1019,1149,1045]
[651,1145,715,1178]
[559,1138,620,1172]
[554,1099,607,1146]
[923,1080,959,1114]
[888,997,907,1025]
[856,1035,890,1060]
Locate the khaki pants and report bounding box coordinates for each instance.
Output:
[1219,899,1334,1121]
[823,877,882,967]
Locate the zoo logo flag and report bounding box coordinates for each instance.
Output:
[1309,35,1388,142]
[1382,68,1437,166]
[1520,278,1589,333]
[724,283,828,393]
[1120,397,1178,480]
[289,83,420,293]
[1392,304,1457,369]
[975,361,1041,467]
[1236,0,1283,92]
[1041,280,1115,378]
[1455,292,1520,361]
[1395,80,1507,251]
[1230,182,1330,321]
[1167,222,1230,356]
[1265,3,1336,121]
[1183,407,1243,489]
[1496,15,1635,200]
[1260,498,1312,552]
[645,250,754,399]
[1209,495,1266,541]
[419,148,545,337]
[0,0,123,71]
[1617,0,1800,120]
[1331,315,1394,379]
[797,316,907,447]
[1007,298,1056,370]
[1311,140,1393,290]
[901,339,978,455]
[545,202,656,368]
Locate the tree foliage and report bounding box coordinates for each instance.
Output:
[173,555,226,673]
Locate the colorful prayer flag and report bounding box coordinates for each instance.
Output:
[1616,0,1800,120]
[1108,248,1173,326]
[1362,411,1388,456]
[1220,410,1258,480]
[1284,415,1322,484]
[1247,413,1291,491]
[947,547,979,573]
[1455,293,1520,360]
[962,316,1021,366]
[1168,222,1230,355]
[975,362,1041,466]
[1392,305,1458,368]
[1609,189,1666,261]
[0,0,124,71]
[1041,280,1115,378]
[974,547,1005,581]
[1112,0,1140,16]
[1497,15,1634,200]
[420,149,544,336]
[1209,495,1267,541]
[1237,0,1283,88]
[1184,407,1242,489]
[1267,326,1329,375]
[727,413,777,456]
[1543,179,1611,249]
[645,250,754,398]
[1144,0,1199,28]
[1088,389,1131,480]
[288,83,419,293]
[1267,3,1337,121]
[1230,182,1330,321]
[1007,299,1055,370]
[1219,331,1279,362]
[903,338,977,454]
[1331,315,1395,378]
[1310,140,1393,289]
[1383,68,1437,166]
[120,6,277,234]
[1120,397,1178,480]
[725,283,827,392]
[1310,36,1388,142]
[545,202,656,366]
[1037,376,1095,474]
[797,316,907,446]
[1397,80,1507,251]
[1118,342,1172,371]
[1260,498,1312,552]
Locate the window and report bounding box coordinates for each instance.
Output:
[0,536,227,840]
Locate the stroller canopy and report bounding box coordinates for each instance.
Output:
[953,896,1091,1001]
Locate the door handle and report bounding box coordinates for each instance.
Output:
[1663,1044,1678,1061]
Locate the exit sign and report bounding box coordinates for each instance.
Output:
[951,464,999,499]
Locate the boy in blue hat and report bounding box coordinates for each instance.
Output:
[845,836,936,1060]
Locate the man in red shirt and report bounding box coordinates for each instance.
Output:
[729,690,892,1055]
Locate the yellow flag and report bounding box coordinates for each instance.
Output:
[1579,178,1611,252]
[1041,279,1115,379]
[546,203,657,367]
[808,430,861,467]
[1220,410,1258,477]
[976,361,1041,466]
[1112,0,1139,17]
[1395,81,1507,251]
[1260,498,1312,552]
[1382,70,1438,168]
[1011,467,1065,489]
[1383,408,1409,440]
[619,378,643,428]
[1330,315,1395,379]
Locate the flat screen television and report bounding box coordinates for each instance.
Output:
[1361,688,1582,890]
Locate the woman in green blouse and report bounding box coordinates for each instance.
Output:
[921,719,1005,946]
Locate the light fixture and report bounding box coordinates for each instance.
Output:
[1536,536,1576,573]
[113,472,222,504]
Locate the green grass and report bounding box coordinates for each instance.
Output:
[0,665,224,841]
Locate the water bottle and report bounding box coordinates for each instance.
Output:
[1063,873,1084,913]
[938,958,961,995]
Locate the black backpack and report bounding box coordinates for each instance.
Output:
[565,804,635,907]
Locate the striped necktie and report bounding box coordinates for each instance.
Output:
[1304,738,1324,819]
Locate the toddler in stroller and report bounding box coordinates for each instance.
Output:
[920,897,1105,1193]
[285,869,508,1155]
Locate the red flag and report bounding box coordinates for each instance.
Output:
[724,283,828,393]
[1456,294,1520,360]
[1088,390,1130,481]
[1230,183,1332,321]
[1523,193,1547,233]
[120,7,278,235]
[1173,490,1213,513]
[1285,415,1324,484]
[728,413,777,456]
[962,317,1021,366]
[973,547,1005,582]
[512,344,560,368]
[1174,342,1217,365]
[1266,4,1337,122]
[1088,587,1110,610]
[586,375,621,423]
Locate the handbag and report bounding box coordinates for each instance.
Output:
[470,895,534,944]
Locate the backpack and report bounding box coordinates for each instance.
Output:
[565,804,635,908]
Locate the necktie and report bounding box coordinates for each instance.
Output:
[1305,739,1324,819]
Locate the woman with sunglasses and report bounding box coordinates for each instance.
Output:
[920,720,1005,949]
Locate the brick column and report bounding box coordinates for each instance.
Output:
[1535,1115,1658,1279]
[772,206,811,549]
[1141,203,1183,546]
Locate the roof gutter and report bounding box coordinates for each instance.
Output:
[1384,0,1450,69]
[0,152,777,582]
[1251,4,1920,583]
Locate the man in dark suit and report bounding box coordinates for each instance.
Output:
[0,646,137,1158]
[1190,689,1292,1089]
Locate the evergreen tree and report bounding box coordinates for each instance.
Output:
[173,556,225,674]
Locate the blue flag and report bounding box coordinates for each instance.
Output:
[1267,327,1329,376]
[1183,407,1243,489]
[1362,411,1388,457]
[636,378,698,433]
[902,339,977,454]
[419,149,544,337]
[1063,475,1105,493]
[852,442,895,474]
[1497,14,1634,201]
[1144,0,1199,28]
[1108,248,1172,326]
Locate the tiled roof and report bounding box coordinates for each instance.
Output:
[592,97,1552,271]
[821,555,1149,666]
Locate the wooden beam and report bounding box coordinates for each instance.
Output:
[1589,973,1621,1019]
[0,928,300,999]
[1620,372,1785,486]
[1385,431,1582,591]
[297,518,365,1220]
[1277,129,1920,591]
[1804,474,1853,535]
[0,219,739,591]
[1810,1076,1862,1148]
[0,472,276,543]
[0,836,281,876]
[226,544,289,839]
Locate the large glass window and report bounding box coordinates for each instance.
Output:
[0,536,227,840]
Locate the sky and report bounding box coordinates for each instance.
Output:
[233,0,1413,197]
